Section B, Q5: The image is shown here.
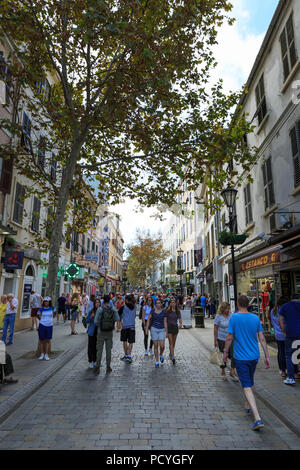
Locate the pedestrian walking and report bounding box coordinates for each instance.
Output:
[270,297,288,378]
[278,293,300,385]
[223,295,270,431]
[166,299,182,364]
[70,293,80,335]
[93,295,119,374]
[0,295,7,329]
[214,302,239,382]
[65,293,71,320]
[145,298,167,368]
[1,293,18,345]
[37,297,56,361]
[209,295,216,319]
[141,296,154,356]
[115,294,124,332]
[206,293,211,318]
[199,293,206,316]
[30,291,42,331]
[86,298,100,369]
[119,294,137,364]
[57,293,67,323]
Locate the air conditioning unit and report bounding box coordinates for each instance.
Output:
[269,211,293,233]
[212,256,222,283]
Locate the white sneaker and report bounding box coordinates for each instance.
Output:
[284,378,296,385]
[93,362,97,367]
[145,350,148,356]
[38,354,44,360]
[89,362,94,368]
[149,349,154,356]
[44,354,50,361]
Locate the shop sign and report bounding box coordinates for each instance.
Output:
[240,250,280,272]
[4,250,24,269]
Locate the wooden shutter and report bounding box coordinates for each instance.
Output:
[31,197,40,232]
[13,182,25,224]
[290,122,300,188]
[0,156,13,194]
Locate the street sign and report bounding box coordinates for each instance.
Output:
[65,262,80,278]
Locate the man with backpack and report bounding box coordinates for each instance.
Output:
[93,295,119,375]
[279,293,300,385]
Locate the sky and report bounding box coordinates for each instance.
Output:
[112,0,279,249]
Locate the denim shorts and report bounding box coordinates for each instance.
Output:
[151,326,166,341]
[38,324,53,341]
[235,359,258,388]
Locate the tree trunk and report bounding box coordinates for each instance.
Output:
[45,140,83,301]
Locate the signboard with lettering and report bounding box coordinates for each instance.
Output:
[240,250,280,272]
[4,251,24,270]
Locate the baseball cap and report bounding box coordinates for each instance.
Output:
[44,296,51,301]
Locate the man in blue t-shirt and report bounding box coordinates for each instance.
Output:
[223,295,270,431]
[279,293,300,385]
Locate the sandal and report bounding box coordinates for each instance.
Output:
[71,331,78,335]
[230,375,239,382]
[221,376,228,381]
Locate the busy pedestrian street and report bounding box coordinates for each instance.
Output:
[0,318,300,451]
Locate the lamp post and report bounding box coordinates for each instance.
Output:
[177,248,184,296]
[221,187,238,311]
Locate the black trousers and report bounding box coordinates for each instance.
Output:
[87,331,97,363]
[142,323,153,350]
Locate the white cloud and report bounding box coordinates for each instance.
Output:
[211,2,265,93]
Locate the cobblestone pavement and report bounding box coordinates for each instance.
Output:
[0,321,300,450]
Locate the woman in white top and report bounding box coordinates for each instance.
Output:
[37,297,56,361]
[141,296,154,356]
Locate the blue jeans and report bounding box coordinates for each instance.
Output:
[2,314,16,344]
[285,337,300,379]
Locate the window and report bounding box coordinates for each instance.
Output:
[21,112,32,152]
[262,157,275,210]
[35,78,51,101]
[280,14,297,82]
[255,74,267,125]
[13,182,25,224]
[190,249,193,268]
[50,153,57,180]
[244,183,253,226]
[290,121,300,188]
[31,197,41,232]
[0,155,13,194]
[37,136,46,168]
[0,52,13,105]
[92,241,95,252]
[187,252,189,271]
[87,238,91,252]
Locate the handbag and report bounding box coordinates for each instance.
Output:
[210,348,223,366]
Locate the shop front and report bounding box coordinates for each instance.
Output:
[237,246,281,332]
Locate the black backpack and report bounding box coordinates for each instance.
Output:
[139,299,145,320]
[100,305,115,331]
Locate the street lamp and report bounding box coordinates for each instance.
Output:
[177,248,184,296]
[221,187,238,311]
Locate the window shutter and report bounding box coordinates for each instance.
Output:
[31,197,40,232]
[266,158,275,206]
[13,183,25,224]
[0,156,13,194]
[290,122,300,188]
